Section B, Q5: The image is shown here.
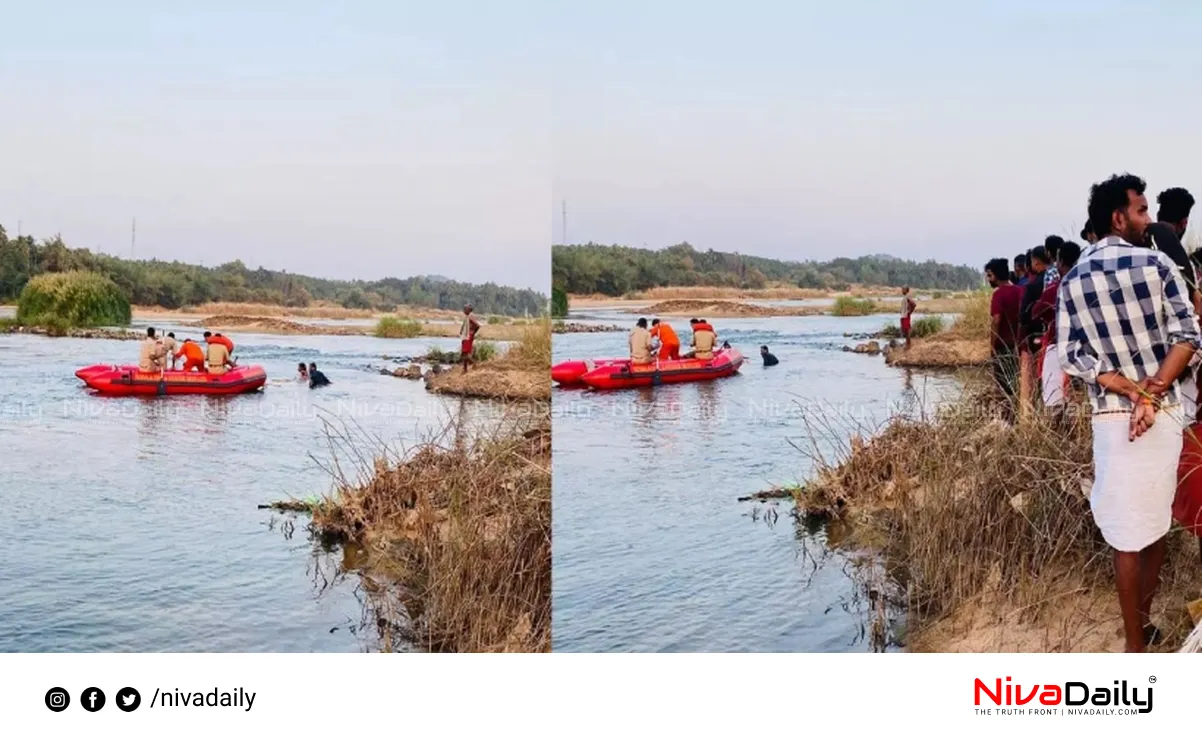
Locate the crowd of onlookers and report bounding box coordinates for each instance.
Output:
[985,174,1202,652]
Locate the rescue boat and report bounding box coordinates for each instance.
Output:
[76,364,268,396]
[578,348,744,390]
[552,358,627,386]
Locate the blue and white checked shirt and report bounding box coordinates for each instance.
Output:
[1043,264,1060,288]
[1056,236,1202,413]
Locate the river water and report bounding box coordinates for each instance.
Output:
[0,318,507,652]
[552,311,962,652]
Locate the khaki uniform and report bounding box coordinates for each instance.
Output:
[161,336,178,367]
[629,327,654,364]
[139,338,165,372]
[206,342,231,372]
[693,329,716,360]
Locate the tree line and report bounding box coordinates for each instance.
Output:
[0,226,547,315]
[552,242,983,295]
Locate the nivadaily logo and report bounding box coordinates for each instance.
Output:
[974,677,1154,716]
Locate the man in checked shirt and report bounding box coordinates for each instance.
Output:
[1058,173,1201,653]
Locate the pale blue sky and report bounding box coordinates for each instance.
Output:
[552,1,1202,265]
[1,1,548,291]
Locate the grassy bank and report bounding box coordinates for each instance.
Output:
[425,318,551,401]
[309,412,550,652]
[884,292,991,368]
[792,382,1202,652]
[880,316,944,339]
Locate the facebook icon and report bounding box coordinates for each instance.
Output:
[81,687,106,712]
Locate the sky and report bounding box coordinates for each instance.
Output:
[0,1,548,292]
[551,0,1202,267]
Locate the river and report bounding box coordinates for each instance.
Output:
[552,310,962,652]
[0,317,508,652]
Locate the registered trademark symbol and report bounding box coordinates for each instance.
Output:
[1149,676,1157,684]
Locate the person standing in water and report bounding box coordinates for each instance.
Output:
[308,362,330,388]
[760,346,779,366]
[297,363,309,381]
[139,327,166,372]
[1058,173,1200,652]
[459,304,481,374]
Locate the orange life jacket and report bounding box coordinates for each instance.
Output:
[209,335,234,352]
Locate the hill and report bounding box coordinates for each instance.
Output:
[0,226,547,316]
[551,242,982,295]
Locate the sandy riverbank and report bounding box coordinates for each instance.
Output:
[783,387,1202,653]
[569,293,976,318]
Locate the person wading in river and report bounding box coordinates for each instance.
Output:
[1058,172,1201,652]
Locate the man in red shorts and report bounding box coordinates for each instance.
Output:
[459,304,481,374]
[900,286,916,349]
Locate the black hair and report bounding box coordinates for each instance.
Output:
[1079,221,1094,242]
[985,258,1010,282]
[651,318,660,326]
[1157,187,1195,223]
[146,327,156,337]
[1058,241,1082,268]
[1088,173,1147,239]
[167,332,175,338]
[1029,246,1050,265]
[689,318,699,324]
[636,317,648,328]
[203,331,211,338]
[760,345,769,352]
[1013,253,1027,267]
[698,318,707,323]
[309,362,317,369]
[1044,235,1063,261]
[298,362,306,369]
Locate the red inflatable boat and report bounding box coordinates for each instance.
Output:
[76,364,268,396]
[578,348,744,390]
[552,358,627,386]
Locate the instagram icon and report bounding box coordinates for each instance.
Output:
[44,687,70,712]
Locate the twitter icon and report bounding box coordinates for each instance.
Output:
[116,687,141,712]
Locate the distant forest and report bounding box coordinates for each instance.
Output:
[0,226,547,315]
[552,242,983,295]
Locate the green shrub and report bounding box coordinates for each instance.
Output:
[551,286,569,318]
[831,296,876,317]
[426,340,498,364]
[375,316,423,338]
[880,315,944,340]
[16,271,131,328]
[473,341,498,362]
[425,346,460,364]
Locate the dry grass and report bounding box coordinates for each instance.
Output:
[792,380,1202,652]
[883,292,993,368]
[309,412,550,652]
[423,318,551,401]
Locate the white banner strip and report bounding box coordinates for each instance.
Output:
[0,653,1194,739]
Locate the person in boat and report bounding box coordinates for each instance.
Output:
[298,362,309,381]
[629,318,654,364]
[203,331,235,354]
[649,318,680,360]
[760,346,779,366]
[205,334,233,373]
[459,304,481,374]
[162,332,179,370]
[177,338,206,372]
[691,319,717,361]
[139,327,166,373]
[308,362,331,388]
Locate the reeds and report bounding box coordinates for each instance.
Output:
[793,378,1202,651]
[310,410,550,652]
[831,296,878,317]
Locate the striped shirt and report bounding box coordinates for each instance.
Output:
[1056,236,1201,413]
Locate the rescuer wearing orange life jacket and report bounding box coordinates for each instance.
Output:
[650,318,680,360]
